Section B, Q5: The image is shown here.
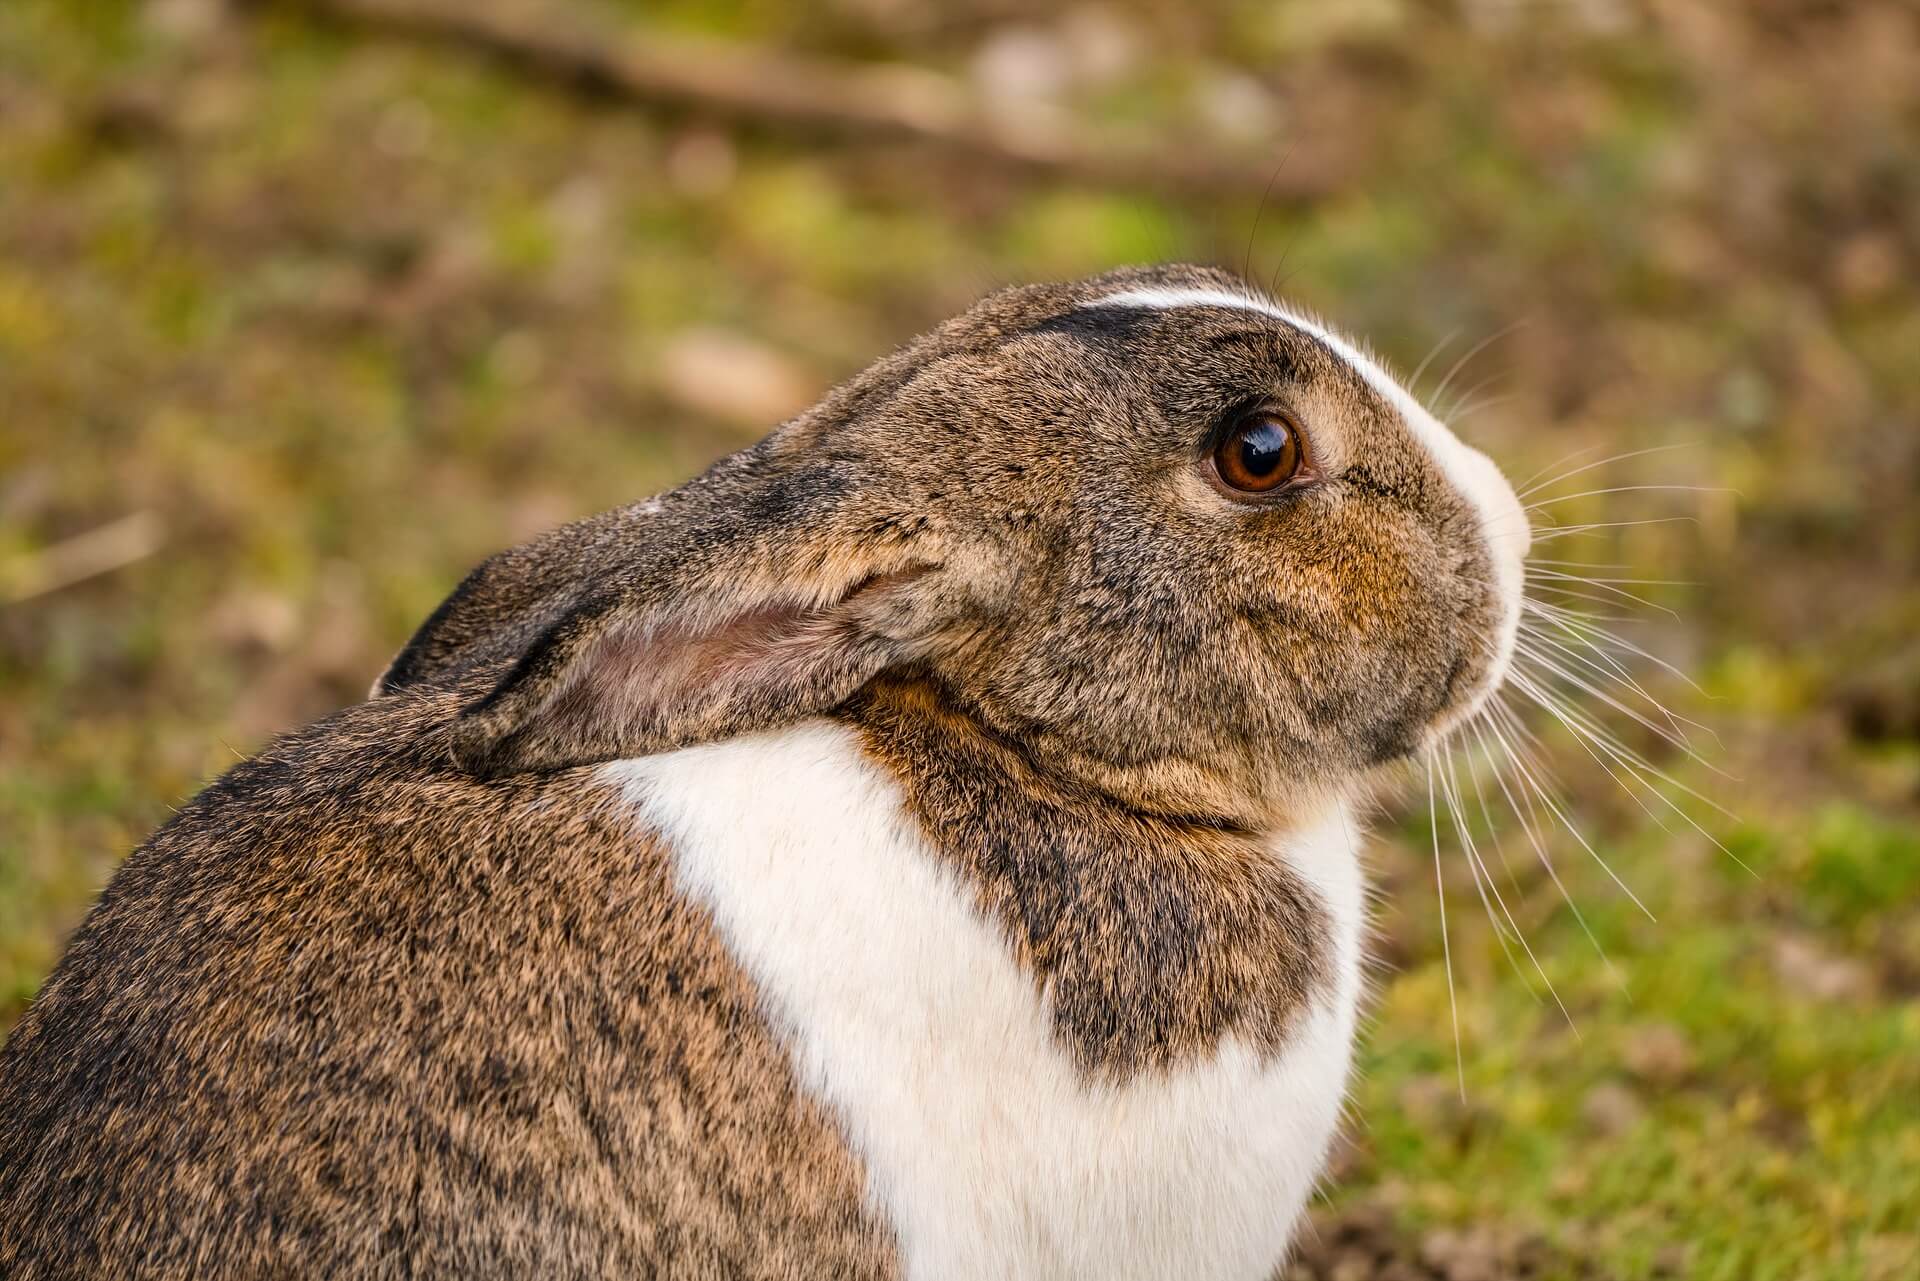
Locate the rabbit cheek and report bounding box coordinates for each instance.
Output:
[1242,502,1465,771]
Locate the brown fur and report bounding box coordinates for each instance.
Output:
[0,264,1513,1276]
[846,675,1330,1078]
[0,678,897,1280]
[387,264,1495,831]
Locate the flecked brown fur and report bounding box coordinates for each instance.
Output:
[846,675,1330,1078]
[0,678,897,1280]
[387,264,1497,832]
[0,264,1514,1277]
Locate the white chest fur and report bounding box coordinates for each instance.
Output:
[603,722,1365,1281]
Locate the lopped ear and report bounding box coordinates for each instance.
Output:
[378,447,988,776]
[446,558,954,775]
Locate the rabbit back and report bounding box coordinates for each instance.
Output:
[0,682,896,1280]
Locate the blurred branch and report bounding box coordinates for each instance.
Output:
[245,0,1339,200]
[3,512,167,605]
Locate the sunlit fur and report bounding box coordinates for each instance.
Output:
[0,266,1539,1280]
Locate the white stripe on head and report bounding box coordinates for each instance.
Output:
[1094,284,1527,725]
[1100,287,1434,440]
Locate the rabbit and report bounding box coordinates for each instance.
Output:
[0,263,1530,1281]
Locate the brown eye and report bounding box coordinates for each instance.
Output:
[1213,411,1305,494]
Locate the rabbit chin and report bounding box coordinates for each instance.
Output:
[603,720,1367,1281]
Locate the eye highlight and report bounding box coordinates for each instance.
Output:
[1211,409,1306,495]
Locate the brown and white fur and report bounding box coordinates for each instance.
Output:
[0,265,1528,1280]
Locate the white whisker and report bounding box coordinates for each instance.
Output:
[1425,750,1467,1100]
[1477,703,1657,921]
[1510,643,1719,768]
[1524,483,1736,510]
[1530,515,1699,541]
[1525,557,1639,571]
[1444,747,1577,1032]
[1430,321,1523,416]
[1528,580,1680,620]
[1516,443,1700,500]
[1515,442,1611,497]
[1526,567,1696,589]
[1406,328,1461,398]
[1438,752,1535,993]
[1509,666,1739,799]
[1509,674,1754,877]
[1517,619,1717,747]
[1511,662,1682,836]
[1461,734,1525,894]
[1439,369,1505,419]
[1417,434,1735,1044]
[1477,712,1624,998]
[1525,600,1714,700]
[1446,392,1518,425]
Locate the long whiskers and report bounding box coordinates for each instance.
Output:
[1429,321,1526,417]
[1442,748,1579,1034]
[1525,483,1737,511]
[1475,712,1624,995]
[1414,428,1741,1091]
[1528,515,1700,544]
[1517,443,1701,500]
[1407,328,1463,398]
[1424,751,1469,1099]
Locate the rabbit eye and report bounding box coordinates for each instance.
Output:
[1213,411,1305,494]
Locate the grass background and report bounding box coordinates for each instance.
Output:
[2,1,1918,1276]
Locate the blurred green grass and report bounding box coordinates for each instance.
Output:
[3,1,1918,1277]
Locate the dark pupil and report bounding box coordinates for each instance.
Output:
[1237,421,1291,477]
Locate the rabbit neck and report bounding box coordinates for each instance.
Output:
[858,672,1344,831]
[841,675,1349,1075]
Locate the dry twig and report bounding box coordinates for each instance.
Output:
[4,512,167,605]
[243,0,1342,199]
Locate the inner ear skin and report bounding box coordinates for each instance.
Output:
[452,568,950,777]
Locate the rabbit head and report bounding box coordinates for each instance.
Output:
[381,264,1528,826]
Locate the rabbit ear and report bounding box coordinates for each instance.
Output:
[381,448,976,776]
[447,558,947,776]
